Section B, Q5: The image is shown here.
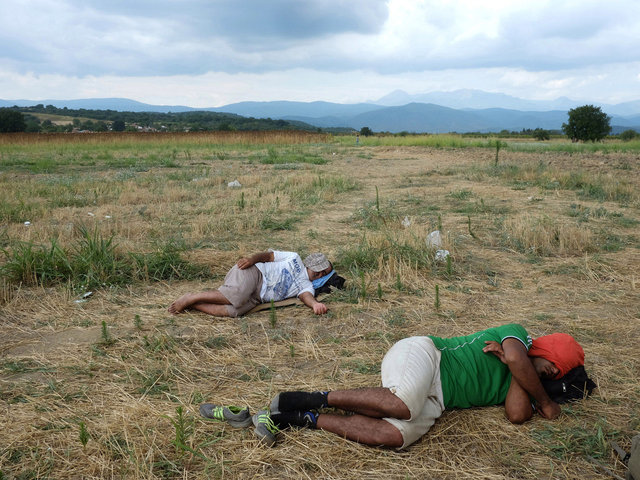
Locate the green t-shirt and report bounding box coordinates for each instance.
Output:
[429,324,532,409]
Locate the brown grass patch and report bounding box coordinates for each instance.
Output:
[1,138,639,479]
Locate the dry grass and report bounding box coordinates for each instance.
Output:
[1,138,639,479]
[0,131,330,146]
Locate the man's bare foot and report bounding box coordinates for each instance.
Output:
[168,293,196,314]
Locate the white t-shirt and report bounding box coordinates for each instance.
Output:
[254,251,315,302]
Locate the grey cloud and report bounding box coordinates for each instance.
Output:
[80,0,388,43]
[1,0,389,75]
[2,0,639,78]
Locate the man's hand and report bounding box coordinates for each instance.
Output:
[313,302,328,315]
[236,257,254,269]
[537,400,561,420]
[483,341,506,364]
[299,292,328,315]
[237,252,274,269]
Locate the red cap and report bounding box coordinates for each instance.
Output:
[528,333,584,379]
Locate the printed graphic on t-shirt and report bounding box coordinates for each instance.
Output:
[272,268,293,300]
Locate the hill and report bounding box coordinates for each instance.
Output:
[3,91,640,133]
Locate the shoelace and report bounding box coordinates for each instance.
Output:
[212,407,226,421]
[258,413,279,433]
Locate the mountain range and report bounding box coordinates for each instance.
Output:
[3,89,640,134]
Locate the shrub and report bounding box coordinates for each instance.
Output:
[532,128,551,141]
[620,129,638,142]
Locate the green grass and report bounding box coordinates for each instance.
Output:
[531,418,615,460]
[509,138,640,153]
[334,134,498,148]
[1,227,209,289]
[477,161,638,205]
[261,147,327,165]
[337,233,433,274]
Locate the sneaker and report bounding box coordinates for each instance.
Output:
[199,404,253,428]
[252,410,279,447]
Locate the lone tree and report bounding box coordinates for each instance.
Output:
[562,105,611,142]
[360,126,374,137]
[0,108,27,133]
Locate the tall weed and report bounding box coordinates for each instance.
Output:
[1,239,71,285]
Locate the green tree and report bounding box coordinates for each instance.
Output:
[112,119,125,131]
[562,105,611,142]
[620,129,637,142]
[0,108,27,132]
[532,128,550,141]
[360,126,373,136]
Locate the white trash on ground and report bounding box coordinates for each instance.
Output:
[435,249,450,262]
[402,216,411,228]
[24,221,31,226]
[426,230,442,248]
[227,180,242,187]
[74,291,93,304]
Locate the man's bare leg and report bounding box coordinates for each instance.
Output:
[190,302,233,317]
[328,387,411,419]
[168,290,231,314]
[316,412,403,447]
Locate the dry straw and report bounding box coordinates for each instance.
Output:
[1,137,638,479]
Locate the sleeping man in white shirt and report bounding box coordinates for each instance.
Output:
[167,251,332,317]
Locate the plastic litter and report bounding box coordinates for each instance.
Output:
[426,230,442,248]
[435,249,450,262]
[228,180,242,188]
[87,212,95,217]
[74,291,93,304]
[24,221,31,226]
[402,216,411,228]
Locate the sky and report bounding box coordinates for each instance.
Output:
[1,0,639,107]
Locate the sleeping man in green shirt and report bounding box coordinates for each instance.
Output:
[259,323,585,448]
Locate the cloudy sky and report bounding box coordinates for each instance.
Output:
[1,0,639,107]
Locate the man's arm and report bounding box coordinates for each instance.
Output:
[298,291,328,315]
[237,251,274,269]
[501,338,561,423]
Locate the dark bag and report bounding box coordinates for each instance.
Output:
[541,365,596,404]
[315,274,346,295]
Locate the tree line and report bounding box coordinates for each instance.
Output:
[1,104,638,141]
[0,104,318,133]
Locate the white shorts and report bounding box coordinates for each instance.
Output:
[381,336,445,449]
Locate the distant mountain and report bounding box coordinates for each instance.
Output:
[374,89,579,111]
[286,103,570,133]
[210,100,381,118]
[349,103,489,133]
[2,91,639,133]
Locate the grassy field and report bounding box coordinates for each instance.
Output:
[1,132,639,479]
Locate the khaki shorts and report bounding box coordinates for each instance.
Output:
[217,265,263,317]
[381,336,445,449]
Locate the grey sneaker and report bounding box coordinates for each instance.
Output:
[252,410,279,447]
[199,404,253,428]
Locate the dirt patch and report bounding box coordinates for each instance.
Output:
[4,326,103,356]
